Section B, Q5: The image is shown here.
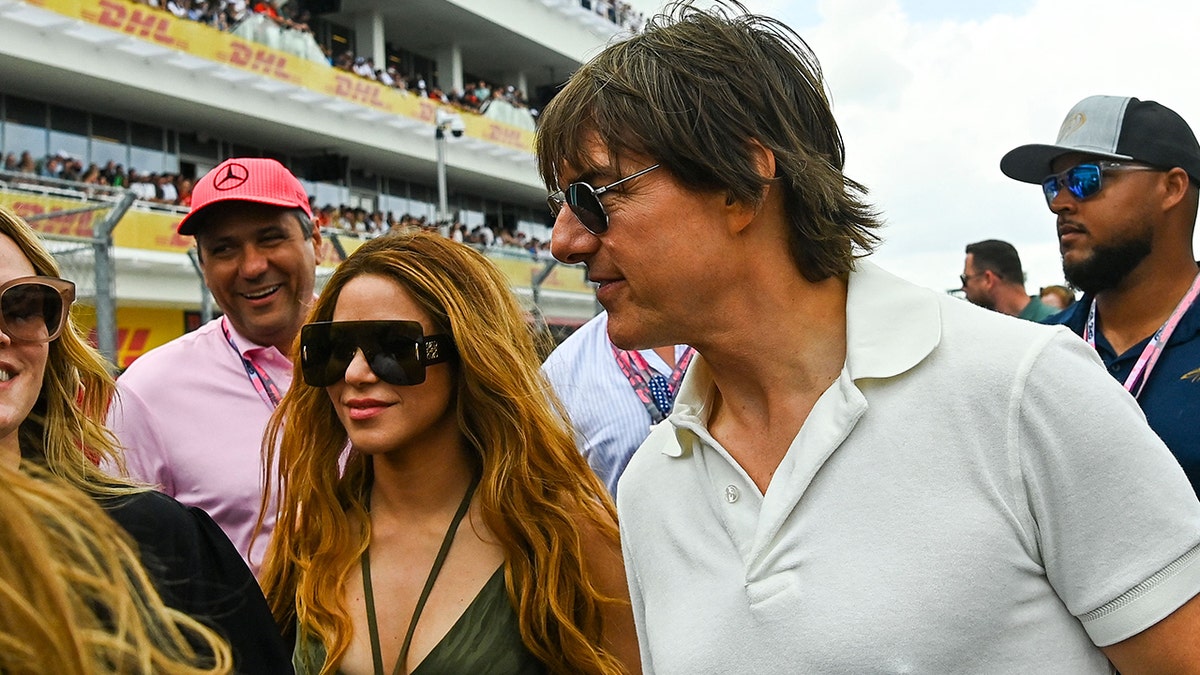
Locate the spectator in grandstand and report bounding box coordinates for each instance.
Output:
[15,151,35,174]
[960,239,1058,321]
[157,173,180,203]
[80,163,104,185]
[2,153,15,172]
[259,231,638,675]
[1039,284,1075,311]
[543,311,694,495]
[106,158,321,579]
[0,205,291,673]
[0,464,233,675]
[539,2,1200,672]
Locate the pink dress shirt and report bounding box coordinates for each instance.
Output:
[106,316,291,576]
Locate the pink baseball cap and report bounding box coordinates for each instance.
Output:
[177,158,312,235]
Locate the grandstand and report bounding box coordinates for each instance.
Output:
[0,0,634,367]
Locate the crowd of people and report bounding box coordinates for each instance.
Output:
[316,207,553,257]
[579,0,645,32]
[3,151,194,206]
[10,2,1200,673]
[332,53,539,119]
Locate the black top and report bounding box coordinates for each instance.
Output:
[100,489,294,675]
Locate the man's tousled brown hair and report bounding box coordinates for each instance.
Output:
[536,0,882,281]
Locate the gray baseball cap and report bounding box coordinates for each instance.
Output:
[1001,95,1200,185]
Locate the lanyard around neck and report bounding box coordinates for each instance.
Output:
[1084,271,1200,398]
[220,316,283,409]
[611,344,696,423]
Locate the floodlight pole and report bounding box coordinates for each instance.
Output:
[435,123,449,232]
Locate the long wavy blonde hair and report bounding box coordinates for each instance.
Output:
[0,463,231,675]
[0,206,133,494]
[260,231,623,674]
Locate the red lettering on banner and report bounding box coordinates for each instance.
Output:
[332,76,389,108]
[117,328,153,367]
[10,203,96,238]
[225,41,297,81]
[416,102,437,123]
[85,0,183,48]
[486,125,522,147]
[90,0,125,27]
[229,42,252,66]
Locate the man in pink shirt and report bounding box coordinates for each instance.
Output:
[107,158,321,575]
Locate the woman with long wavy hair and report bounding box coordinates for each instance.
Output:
[0,205,291,674]
[260,231,638,674]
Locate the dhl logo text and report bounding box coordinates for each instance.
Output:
[85,0,186,49]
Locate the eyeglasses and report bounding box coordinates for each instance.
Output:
[1041,161,1161,207]
[300,320,456,388]
[959,272,984,287]
[547,164,660,235]
[0,276,75,343]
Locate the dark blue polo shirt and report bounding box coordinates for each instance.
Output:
[1045,298,1200,497]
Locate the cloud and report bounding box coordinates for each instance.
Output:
[739,0,1200,292]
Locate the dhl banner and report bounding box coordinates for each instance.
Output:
[490,257,593,295]
[0,189,348,267]
[23,0,535,153]
[71,304,186,369]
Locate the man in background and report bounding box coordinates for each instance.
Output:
[107,157,321,574]
[542,311,694,494]
[1001,95,1200,496]
[961,239,1058,321]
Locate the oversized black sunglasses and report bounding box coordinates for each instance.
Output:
[0,276,75,343]
[300,320,456,387]
[546,164,660,235]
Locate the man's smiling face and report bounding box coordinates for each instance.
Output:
[195,202,320,352]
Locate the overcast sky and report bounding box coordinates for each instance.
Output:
[628,0,1200,294]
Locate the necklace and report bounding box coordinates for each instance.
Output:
[361,472,481,675]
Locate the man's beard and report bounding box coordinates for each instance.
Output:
[1063,235,1152,294]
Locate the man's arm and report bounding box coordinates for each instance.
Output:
[1102,592,1200,674]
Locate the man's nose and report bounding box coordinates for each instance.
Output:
[549,208,600,265]
[239,245,270,278]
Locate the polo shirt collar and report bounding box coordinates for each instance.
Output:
[221,315,284,360]
[667,259,941,455]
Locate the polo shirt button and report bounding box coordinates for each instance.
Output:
[724,485,740,503]
[1109,363,1121,373]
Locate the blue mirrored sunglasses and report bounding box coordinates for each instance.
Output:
[1041,161,1160,207]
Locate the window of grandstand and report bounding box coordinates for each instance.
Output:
[3,97,48,158]
[48,106,88,161]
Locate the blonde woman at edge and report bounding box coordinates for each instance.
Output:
[0,463,232,675]
[0,205,291,673]
[260,231,639,675]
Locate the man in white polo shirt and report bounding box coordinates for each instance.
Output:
[536,2,1200,672]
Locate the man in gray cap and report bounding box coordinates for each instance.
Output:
[1001,96,1200,496]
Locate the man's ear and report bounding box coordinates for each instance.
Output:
[725,140,778,231]
[1161,167,1191,211]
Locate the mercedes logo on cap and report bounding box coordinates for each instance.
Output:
[213,162,250,191]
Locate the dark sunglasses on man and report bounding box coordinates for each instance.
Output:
[300,320,456,388]
[547,164,660,235]
[0,276,75,343]
[1041,161,1161,208]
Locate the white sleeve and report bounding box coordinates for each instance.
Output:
[1014,329,1200,646]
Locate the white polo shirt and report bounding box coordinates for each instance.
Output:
[618,261,1200,674]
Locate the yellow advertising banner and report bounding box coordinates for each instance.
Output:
[28,0,535,152]
[490,257,593,294]
[71,305,187,369]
